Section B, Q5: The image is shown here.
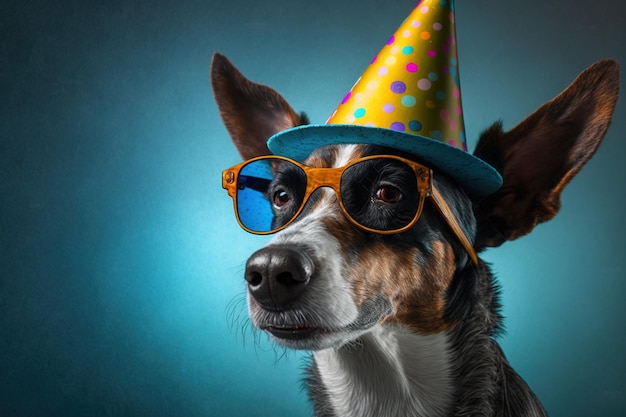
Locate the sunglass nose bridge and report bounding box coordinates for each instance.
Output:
[304,166,344,193]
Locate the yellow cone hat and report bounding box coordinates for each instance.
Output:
[267,0,502,196]
[328,0,465,149]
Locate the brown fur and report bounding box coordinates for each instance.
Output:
[473,59,620,248]
[210,53,309,160]
[350,240,457,334]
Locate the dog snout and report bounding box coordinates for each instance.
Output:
[245,245,315,311]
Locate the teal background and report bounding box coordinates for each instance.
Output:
[1,0,624,416]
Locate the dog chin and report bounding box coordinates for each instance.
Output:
[263,324,374,351]
[254,295,394,351]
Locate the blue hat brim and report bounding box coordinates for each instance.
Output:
[267,124,502,197]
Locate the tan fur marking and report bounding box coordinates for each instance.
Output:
[349,240,457,334]
[305,149,337,169]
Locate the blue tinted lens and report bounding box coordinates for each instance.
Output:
[236,158,307,233]
[237,159,275,232]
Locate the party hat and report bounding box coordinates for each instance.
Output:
[267,0,502,197]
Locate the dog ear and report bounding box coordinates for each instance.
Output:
[210,53,308,160]
[473,59,620,249]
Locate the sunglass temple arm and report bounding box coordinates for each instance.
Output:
[429,186,479,265]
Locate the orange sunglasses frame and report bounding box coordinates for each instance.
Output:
[222,154,477,264]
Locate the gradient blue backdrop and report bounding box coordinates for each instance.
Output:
[1,1,624,416]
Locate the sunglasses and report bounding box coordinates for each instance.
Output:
[222,154,477,264]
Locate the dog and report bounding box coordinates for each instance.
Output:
[211,51,619,417]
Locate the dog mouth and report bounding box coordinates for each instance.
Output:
[255,294,393,349]
[262,324,325,340]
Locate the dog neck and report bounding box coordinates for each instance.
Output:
[313,324,454,417]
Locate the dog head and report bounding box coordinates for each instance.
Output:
[211,53,619,350]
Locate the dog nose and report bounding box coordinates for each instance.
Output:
[245,245,314,311]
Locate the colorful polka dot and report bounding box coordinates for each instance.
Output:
[417,78,432,90]
[436,90,446,100]
[420,31,431,40]
[354,92,365,102]
[427,49,437,57]
[401,95,416,107]
[428,72,439,81]
[432,130,443,140]
[387,35,395,45]
[411,20,421,28]
[390,81,406,94]
[367,80,379,91]
[406,62,418,73]
[390,45,401,55]
[420,5,429,13]
[378,66,389,76]
[385,56,397,66]
[383,103,394,113]
[403,29,412,38]
[409,120,422,132]
[341,91,351,104]
[354,108,366,118]
[402,46,414,55]
[390,122,405,131]
[433,22,443,31]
